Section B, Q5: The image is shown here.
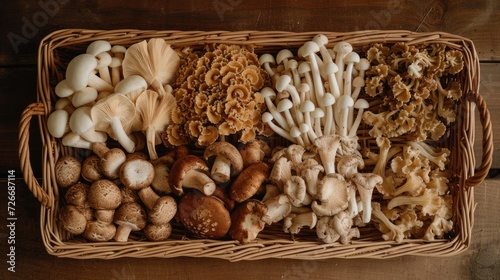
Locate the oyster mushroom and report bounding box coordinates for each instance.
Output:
[91,94,137,153]
[134,89,176,159]
[122,38,180,95]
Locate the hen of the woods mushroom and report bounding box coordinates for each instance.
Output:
[164,44,269,147]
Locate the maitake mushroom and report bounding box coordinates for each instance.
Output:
[165,44,269,147]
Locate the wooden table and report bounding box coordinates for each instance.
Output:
[1,1,498,279]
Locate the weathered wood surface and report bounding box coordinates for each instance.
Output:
[0,0,498,279]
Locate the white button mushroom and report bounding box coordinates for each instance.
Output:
[65,53,113,92]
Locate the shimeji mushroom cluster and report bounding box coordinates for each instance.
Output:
[257,35,383,243]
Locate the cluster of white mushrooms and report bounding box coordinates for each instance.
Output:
[257,35,382,243]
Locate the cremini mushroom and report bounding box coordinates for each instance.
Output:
[144,223,173,241]
[59,205,88,235]
[87,179,122,213]
[119,157,158,210]
[55,155,81,188]
[203,141,244,183]
[91,142,126,179]
[228,199,268,244]
[81,154,104,182]
[91,94,137,153]
[168,155,216,196]
[113,202,147,242]
[82,220,117,242]
[229,162,270,203]
[178,190,231,239]
[64,182,90,208]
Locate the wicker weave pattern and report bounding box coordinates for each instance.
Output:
[18,29,493,260]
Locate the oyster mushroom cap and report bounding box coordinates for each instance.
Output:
[91,94,137,153]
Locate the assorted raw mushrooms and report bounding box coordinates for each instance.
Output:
[51,35,463,244]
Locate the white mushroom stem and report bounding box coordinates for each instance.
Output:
[348,99,369,137]
[95,52,112,85]
[262,113,296,143]
[299,123,312,147]
[182,169,216,196]
[261,87,289,130]
[300,42,325,105]
[62,132,92,149]
[290,126,305,146]
[276,75,303,124]
[298,62,316,105]
[110,117,136,153]
[343,52,360,97]
[211,156,232,183]
[109,57,123,86]
[338,95,354,137]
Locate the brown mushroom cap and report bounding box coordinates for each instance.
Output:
[144,223,173,241]
[59,205,88,235]
[119,158,155,190]
[168,155,215,196]
[113,202,147,242]
[148,196,177,225]
[228,199,268,244]
[203,141,244,183]
[94,209,115,223]
[55,155,81,188]
[239,139,271,167]
[92,142,127,179]
[229,162,270,202]
[82,220,117,242]
[65,182,90,207]
[178,191,231,239]
[88,179,122,210]
[81,154,104,182]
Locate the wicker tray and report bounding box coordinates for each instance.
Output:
[19,29,493,260]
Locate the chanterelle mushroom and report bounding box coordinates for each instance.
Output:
[203,141,244,183]
[91,94,137,153]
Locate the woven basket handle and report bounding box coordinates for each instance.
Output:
[466,91,494,187]
[18,102,53,208]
